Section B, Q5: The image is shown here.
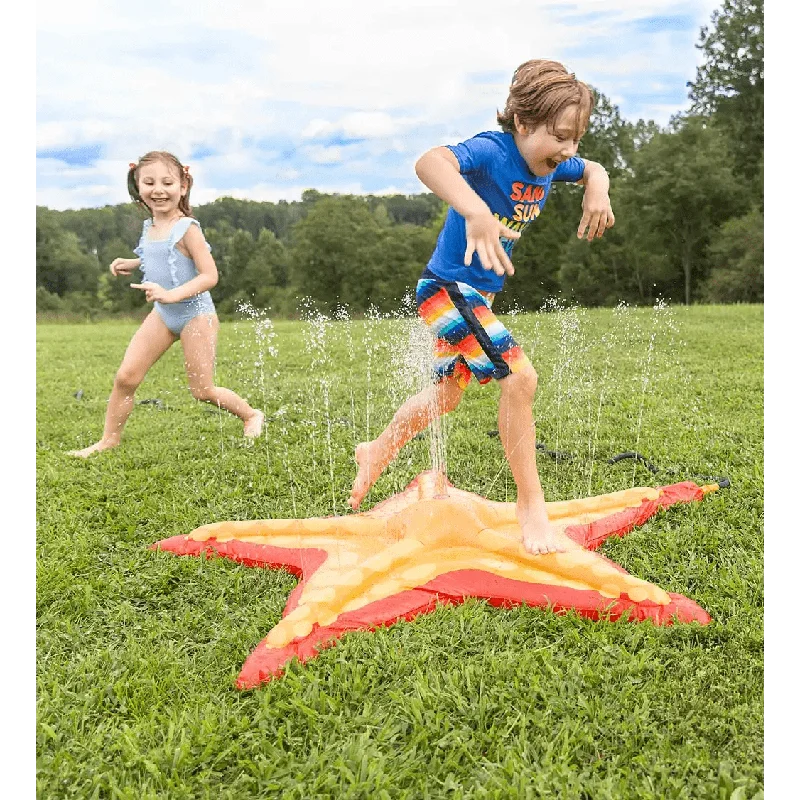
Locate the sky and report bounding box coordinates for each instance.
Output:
[35,0,723,211]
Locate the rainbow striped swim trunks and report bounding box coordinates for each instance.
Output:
[416,274,532,389]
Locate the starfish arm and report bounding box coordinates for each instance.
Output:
[236,586,443,689]
[263,537,431,648]
[429,570,710,624]
[186,515,385,544]
[565,481,715,550]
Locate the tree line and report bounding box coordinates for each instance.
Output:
[36,0,762,319]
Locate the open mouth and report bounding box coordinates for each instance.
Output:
[546,158,560,169]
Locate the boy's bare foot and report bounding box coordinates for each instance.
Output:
[519,508,568,555]
[67,440,119,458]
[348,441,390,510]
[243,409,265,438]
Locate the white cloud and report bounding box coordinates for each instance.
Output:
[302,112,410,140]
[304,145,344,165]
[36,0,723,209]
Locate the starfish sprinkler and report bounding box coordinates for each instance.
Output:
[153,472,716,688]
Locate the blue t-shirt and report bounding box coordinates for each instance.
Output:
[423,130,585,293]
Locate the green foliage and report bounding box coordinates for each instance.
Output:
[559,227,663,308]
[700,209,763,303]
[577,92,637,178]
[365,193,443,227]
[36,285,64,313]
[217,229,292,315]
[623,117,741,305]
[369,223,439,312]
[689,0,764,192]
[194,196,300,242]
[37,305,763,798]
[58,204,143,254]
[37,207,102,296]
[289,195,384,313]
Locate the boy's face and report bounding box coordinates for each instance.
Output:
[513,105,585,177]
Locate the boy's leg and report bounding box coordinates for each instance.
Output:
[180,314,264,437]
[421,279,563,554]
[497,367,566,555]
[348,376,464,509]
[68,310,177,457]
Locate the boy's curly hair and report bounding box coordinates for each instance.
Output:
[497,59,594,138]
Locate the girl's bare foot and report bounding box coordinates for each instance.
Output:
[243,410,265,438]
[67,439,119,458]
[348,441,390,510]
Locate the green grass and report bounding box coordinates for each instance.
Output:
[37,304,763,799]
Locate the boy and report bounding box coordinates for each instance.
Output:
[348,59,615,555]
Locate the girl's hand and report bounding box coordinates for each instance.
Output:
[130,282,175,303]
[110,257,137,276]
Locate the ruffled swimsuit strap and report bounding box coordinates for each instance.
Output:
[132,218,152,260]
[167,218,211,287]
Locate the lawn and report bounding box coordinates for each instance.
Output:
[36,303,763,799]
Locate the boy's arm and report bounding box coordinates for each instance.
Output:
[575,160,615,241]
[415,147,520,276]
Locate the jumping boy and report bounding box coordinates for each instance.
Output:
[348,59,615,555]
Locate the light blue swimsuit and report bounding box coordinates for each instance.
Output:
[133,217,216,335]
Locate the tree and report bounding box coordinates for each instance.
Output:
[36,207,101,296]
[369,224,439,312]
[58,206,118,255]
[699,208,763,302]
[365,193,443,226]
[289,195,384,313]
[688,0,763,192]
[236,229,290,311]
[194,197,288,241]
[577,91,637,178]
[558,195,674,308]
[626,116,740,305]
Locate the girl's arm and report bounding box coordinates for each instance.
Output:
[110,257,141,276]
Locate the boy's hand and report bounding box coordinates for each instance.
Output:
[130,282,175,304]
[464,211,520,276]
[577,188,615,241]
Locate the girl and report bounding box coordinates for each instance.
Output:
[69,151,264,457]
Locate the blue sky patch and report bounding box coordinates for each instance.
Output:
[631,15,696,34]
[36,144,102,167]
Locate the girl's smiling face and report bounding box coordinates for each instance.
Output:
[512,104,586,177]
[137,159,186,216]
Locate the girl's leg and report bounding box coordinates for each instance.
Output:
[348,376,464,509]
[68,311,177,457]
[497,367,566,555]
[180,314,264,437]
